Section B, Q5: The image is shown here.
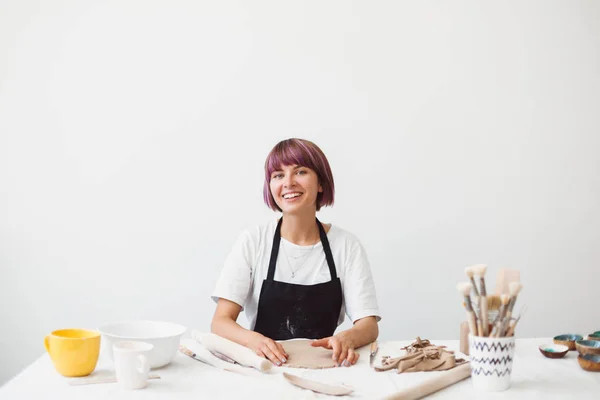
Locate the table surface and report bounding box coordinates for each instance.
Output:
[1,337,599,399]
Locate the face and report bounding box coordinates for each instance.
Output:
[269,164,323,214]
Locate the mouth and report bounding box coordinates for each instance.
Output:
[282,192,303,200]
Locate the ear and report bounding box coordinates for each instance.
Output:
[318,184,323,193]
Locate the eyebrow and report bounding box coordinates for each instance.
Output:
[272,165,302,173]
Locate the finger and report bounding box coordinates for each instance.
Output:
[311,338,331,348]
[351,350,360,365]
[261,345,282,366]
[267,341,287,364]
[331,340,341,364]
[338,346,349,367]
[276,342,289,359]
[344,348,357,366]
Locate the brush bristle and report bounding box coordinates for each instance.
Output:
[456,282,473,296]
[472,264,487,276]
[486,295,501,310]
[509,282,523,296]
[501,294,510,305]
[465,266,473,278]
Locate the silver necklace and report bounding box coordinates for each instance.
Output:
[281,240,317,278]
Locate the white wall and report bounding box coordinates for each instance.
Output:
[1,0,599,386]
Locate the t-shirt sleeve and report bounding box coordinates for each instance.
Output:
[211,230,255,310]
[342,238,382,324]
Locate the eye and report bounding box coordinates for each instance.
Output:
[296,169,307,175]
[272,173,284,179]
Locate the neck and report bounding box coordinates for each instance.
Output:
[280,209,320,246]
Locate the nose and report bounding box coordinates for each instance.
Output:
[283,173,296,188]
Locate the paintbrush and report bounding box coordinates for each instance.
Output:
[487,294,502,312]
[486,294,501,331]
[472,264,489,336]
[457,282,478,337]
[499,282,523,337]
[465,266,480,297]
[506,304,527,337]
[492,294,510,337]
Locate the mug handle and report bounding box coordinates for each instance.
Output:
[137,354,150,379]
[44,336,50,353]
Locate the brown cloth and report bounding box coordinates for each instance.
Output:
[375,337,466,374]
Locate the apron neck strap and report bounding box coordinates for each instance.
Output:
[266,217,337,281]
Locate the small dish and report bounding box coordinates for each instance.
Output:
[575,340,600,356]
[539,344,569,359]
[587,331,600,341]
[577,353,600,372]
[553,334,583,351]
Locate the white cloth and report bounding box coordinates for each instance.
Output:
[211,219,381,331]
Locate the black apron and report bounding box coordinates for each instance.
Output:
[253,218,343,340]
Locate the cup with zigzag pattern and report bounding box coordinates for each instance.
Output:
[468,334,515,392]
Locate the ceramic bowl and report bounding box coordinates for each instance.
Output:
[575,340,600,357]
[587,331,600,341]
[577,353,600,372]
[538,344,569,359]
[553,334,583,351]
[98,320,187,368]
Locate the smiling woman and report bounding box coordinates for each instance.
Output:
[210,138,381,369]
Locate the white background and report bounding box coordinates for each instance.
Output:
[1,0,599,386]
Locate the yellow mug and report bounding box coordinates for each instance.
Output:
[44,328,101,377]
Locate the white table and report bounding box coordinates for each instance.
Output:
[1,338,598,399]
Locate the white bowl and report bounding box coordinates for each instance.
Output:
[98,320,187,368]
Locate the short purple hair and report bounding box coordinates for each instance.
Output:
[263,139,335,212]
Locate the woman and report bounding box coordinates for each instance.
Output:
[211,138,380,367]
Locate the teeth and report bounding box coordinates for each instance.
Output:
[283,193,302,199]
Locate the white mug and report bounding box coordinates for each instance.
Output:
[113,341,153,390]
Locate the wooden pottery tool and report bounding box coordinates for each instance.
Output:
[283,373,354,396]
[494,268,520,295]
[370,341,379,367]
[178,345,256,376]
[68,374,160,386]
[200,333,273,372]
[383,363,471,400]
[459,321,470,355]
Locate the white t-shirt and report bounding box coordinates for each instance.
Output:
[211,219,381,331]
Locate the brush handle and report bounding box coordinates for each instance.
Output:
[498,296,517,337]
[505,315,521,337]
[493,315,506,338]
[479,277,487,297]
[490,307,502,327]
[476,319,484,337]
[480,296,489,336]
[505,321,516,337]
[498,311,513,337]
[493,321,503,338]
[493,300,509,337]
[467,311,478,337]
[469,277,480,297]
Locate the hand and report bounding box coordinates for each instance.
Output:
[246,332,288,366]
[311,332,359,367]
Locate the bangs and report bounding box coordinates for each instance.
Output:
[264,140,318,179]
